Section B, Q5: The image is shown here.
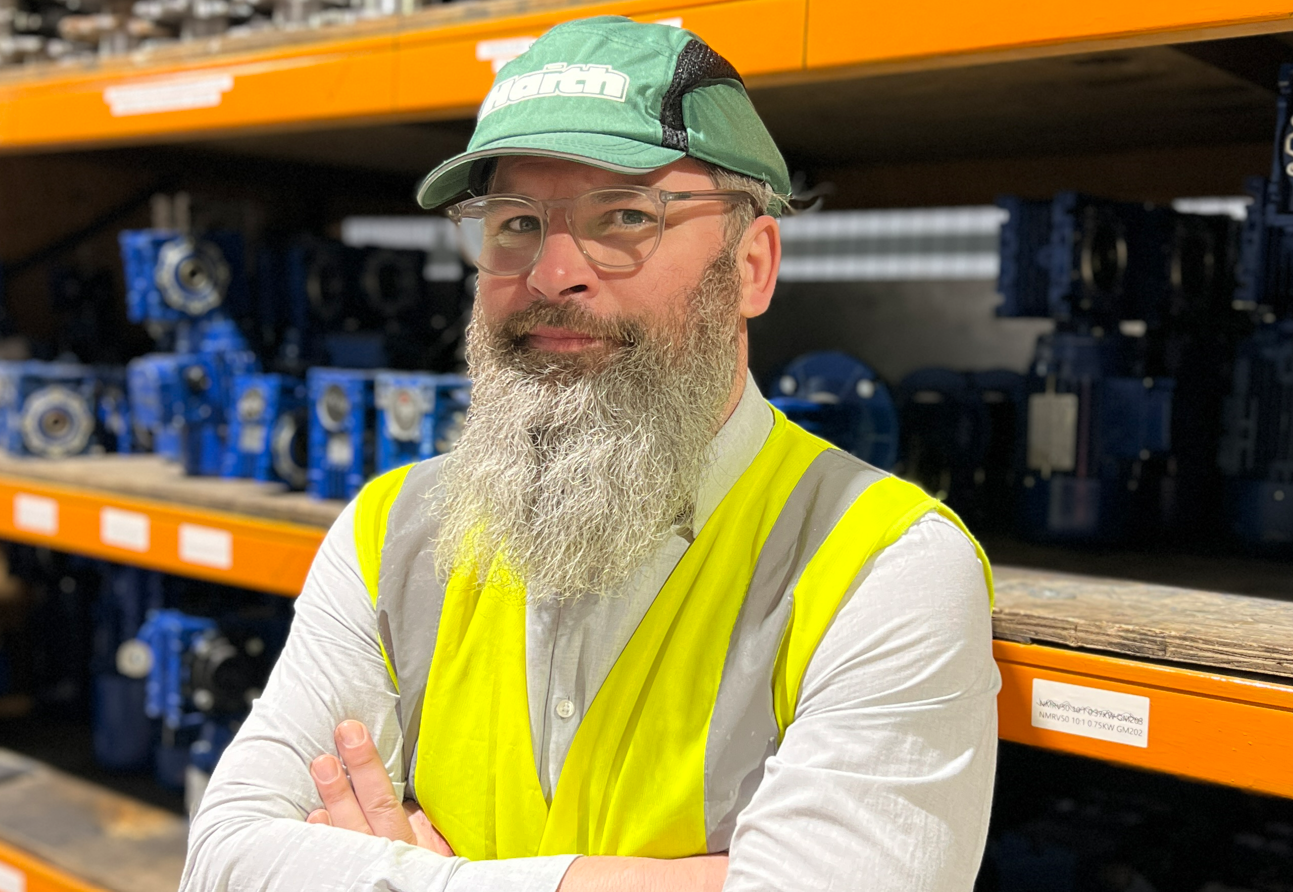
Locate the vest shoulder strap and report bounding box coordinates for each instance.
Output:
[770,472,993,737]
[354,463,417,691]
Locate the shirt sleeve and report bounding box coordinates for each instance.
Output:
[179,499,578,892]
[722,513,1000,892]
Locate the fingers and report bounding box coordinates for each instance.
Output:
[334,720,416,846]
[310,753,371,834]
[306,809,333,826]
[404,802,455,857]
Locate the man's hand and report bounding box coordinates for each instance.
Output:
[306,720,724,890]
[306,719,454,857]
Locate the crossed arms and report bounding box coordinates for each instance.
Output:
[179,503,999,892]
[306,718,728,891]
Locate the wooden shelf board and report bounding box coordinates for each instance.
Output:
[992,565,1293,680]
[0,749,186,892]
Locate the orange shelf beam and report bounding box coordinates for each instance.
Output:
[807,0,1293,73]
[996,639,1293,798]
[0,0,808,151]
[0,840,108,892]
[393,0,806,118]
[0,473,323,596]
[4,0,1291,152]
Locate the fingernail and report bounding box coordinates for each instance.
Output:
[312,755,340,782]
[338,721,366,747]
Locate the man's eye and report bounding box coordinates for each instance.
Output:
[613,209,654,227]
[499,215,541,235]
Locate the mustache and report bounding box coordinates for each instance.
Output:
[496,301,647,349]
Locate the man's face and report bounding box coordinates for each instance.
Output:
[431,156,773,598]
[474,155,747,390]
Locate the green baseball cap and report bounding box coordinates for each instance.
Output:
[415,15,791,214]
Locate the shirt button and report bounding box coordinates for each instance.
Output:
[555,699,576,719]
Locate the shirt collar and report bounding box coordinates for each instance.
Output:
[686,370,774,537]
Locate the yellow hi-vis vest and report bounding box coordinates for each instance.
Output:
[353,409,992,862]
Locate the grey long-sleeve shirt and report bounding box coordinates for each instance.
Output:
[180,374,1000,892]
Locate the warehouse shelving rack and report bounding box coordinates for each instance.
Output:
[4,1,1293,889]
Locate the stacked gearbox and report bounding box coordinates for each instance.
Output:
[0,197,474,505]
[0,0,447,68]
[114,212,473,500]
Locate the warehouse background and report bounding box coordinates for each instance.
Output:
[3,5,1293,891]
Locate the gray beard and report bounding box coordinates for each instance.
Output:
[432,248,743,599]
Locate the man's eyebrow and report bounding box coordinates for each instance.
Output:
[587,190,638,206]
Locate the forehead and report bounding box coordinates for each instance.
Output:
[491,156,714,197]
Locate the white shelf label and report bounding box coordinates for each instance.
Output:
[475,36,537,72]
[103,73,234,117]
[101,507,150,553]
[1032,678,1149,749]
[0,861,25,892]
[178,523,233,570]
[13,493,57,536]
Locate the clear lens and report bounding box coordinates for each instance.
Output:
[572,189,662,268]
[456,196,544,275]
[450,188,686,275]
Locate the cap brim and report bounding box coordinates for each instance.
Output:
[415,132,685,210]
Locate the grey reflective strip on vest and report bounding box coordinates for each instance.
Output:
[374,456,449,786]
[377,448,890,842]
[703,450,886,851]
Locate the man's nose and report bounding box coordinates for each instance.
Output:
[526,214,599,302]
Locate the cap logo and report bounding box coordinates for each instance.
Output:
[478,62,630,119]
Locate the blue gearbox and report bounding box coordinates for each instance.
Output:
[223,373,307,487]
[374,372,471,473]
[307,368,375,499]
[769,351,899,470]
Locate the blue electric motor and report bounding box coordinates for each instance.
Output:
[91,566,167,772]
[95,368,133,454]
[127,354,184,460]
[374,372,471,473]
[176,320,260,477]
[0,361,100,458]
[895,368,988,504]
[1218,320,1293,547]
[307,368,375,499]
[129,607,285,798]
[968,370,1028,531]
[1019,333,1174,542]
[768,351,899,470]
[223,373,307,487]
[895,368,1028,530]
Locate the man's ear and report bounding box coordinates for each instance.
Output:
[737,215,781,320]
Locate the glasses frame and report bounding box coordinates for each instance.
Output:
[446,186,759,277]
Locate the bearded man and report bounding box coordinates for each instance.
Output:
[181,16,999,892]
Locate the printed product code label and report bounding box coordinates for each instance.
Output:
[13,493,57,536]
[1032,678,1149,748]
[104,74,234,117]
[101,507,150,553]
[178,523,233,570]
[0,861,25,892]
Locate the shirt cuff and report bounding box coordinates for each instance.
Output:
[448,854,579,892]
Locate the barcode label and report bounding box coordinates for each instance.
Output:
[1032,678,1149,748]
